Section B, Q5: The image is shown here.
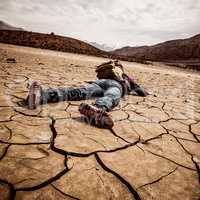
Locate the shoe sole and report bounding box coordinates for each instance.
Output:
[27,82,41,109]
[79,103,114,129]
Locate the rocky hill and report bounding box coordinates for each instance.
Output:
[0,20,24,31]
[112,34,200,61]
[0,30,106,57]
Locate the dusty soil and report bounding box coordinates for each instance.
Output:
[0,43,200,200]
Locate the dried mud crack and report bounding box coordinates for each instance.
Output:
[0,44,200,200]
[95,153,142,200]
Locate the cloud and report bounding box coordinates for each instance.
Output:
[0,0,200,47]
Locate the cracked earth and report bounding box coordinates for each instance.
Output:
[0,43,200,200]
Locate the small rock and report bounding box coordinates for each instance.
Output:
[6,58,16,63]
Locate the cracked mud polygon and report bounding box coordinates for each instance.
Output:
[0,43,200,200]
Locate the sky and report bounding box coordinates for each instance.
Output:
[1,0,200,48]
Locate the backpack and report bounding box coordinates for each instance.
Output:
[95,60,125,81]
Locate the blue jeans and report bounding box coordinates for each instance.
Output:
[42,79,123,111]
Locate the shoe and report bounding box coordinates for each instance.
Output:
[78,103,114,129]
[26,81,42,109]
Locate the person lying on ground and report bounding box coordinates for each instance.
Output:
[25,60,149,129]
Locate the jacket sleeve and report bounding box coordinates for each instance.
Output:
[123,73,149,97]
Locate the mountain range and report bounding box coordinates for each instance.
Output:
[88,42,115,52]
[112,34,200,61]
[0,20,200,62]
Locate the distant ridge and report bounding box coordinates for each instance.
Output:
[0,20,199,64]
[0,20,24,31]
[0,30,106,57]
[112,34,200,61]
[89,42,114,52]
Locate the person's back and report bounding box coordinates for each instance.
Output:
[95,60,125,82]
[95,60,149,97]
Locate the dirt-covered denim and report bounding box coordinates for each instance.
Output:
[41,79,123,111]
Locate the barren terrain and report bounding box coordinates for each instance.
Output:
[113,34,200,63]
[0,30,105,57]
[0,43,200,200]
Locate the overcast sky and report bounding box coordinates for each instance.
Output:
[1,0,200,48]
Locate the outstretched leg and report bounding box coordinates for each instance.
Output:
[94,86,122,111]
[26,81,103,109]
[42,83,103,104]
[78,83,122,129]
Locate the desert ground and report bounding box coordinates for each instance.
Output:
[0,43,200,200]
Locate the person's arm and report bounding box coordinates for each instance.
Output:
[123,73,138,89]
[123,73,149,97]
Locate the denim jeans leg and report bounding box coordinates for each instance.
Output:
[94,86,122,111]
[41,83,103,104]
